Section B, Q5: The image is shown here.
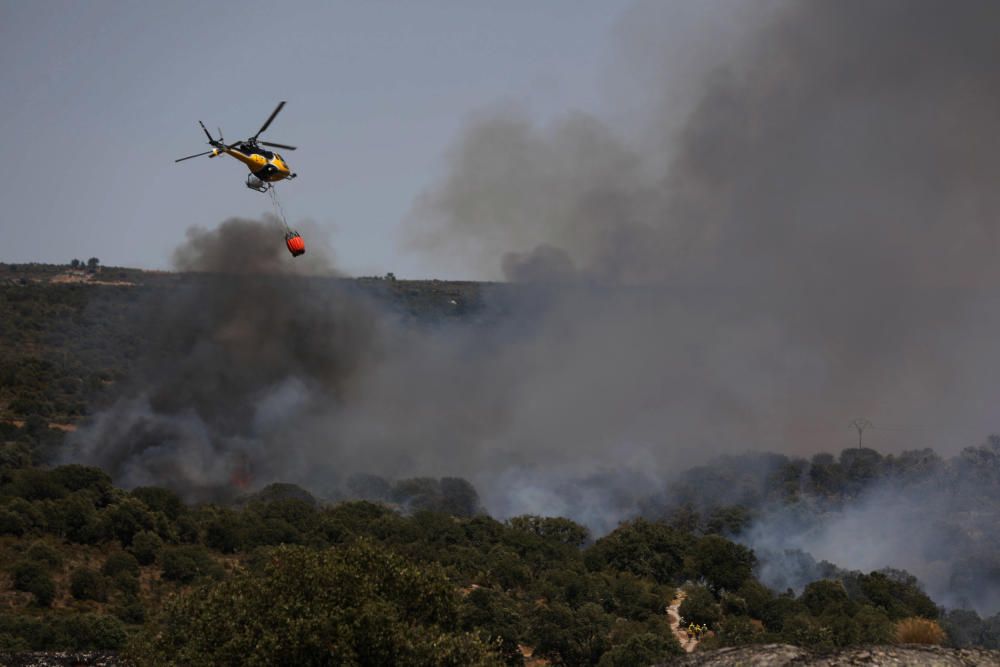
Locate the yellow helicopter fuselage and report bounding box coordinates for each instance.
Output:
[211,146,293,183]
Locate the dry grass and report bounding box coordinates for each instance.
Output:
[894,617,946,645]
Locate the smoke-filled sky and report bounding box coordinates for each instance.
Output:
[33,0,1000,607]
[0,0,649,276]
[63,0,1000,481]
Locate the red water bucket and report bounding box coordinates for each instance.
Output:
[285,232,305,257]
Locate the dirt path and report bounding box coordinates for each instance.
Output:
[667,591,700,653]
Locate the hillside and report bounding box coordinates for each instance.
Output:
[2,263,999,665]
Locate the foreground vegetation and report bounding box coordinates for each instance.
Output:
[0,449,967,665]
[1,265,998,664]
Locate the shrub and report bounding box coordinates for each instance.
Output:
[204,513,244,553]
[679,586,721,627]
[11,561,55,607]
[853,604,894,644]
[53,613,127,650]
[127,541,501,666]
[895,617,946,645]
[0,509,26,536]
[587,519,693,584]
[131,486,184,520]
[70,567,109,602]
[159,545,224,584]
[129,530,163,565]
[102,550,140,578]
[800,579,853,616]
[716,615,760,646]
[689,535,756,594]
[106,498,156,547]
[597,631,683,666]
[25,541,63,568]
[114,599,145,625]
[112,571,140,597]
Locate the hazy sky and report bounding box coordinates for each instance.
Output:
[0,0,655,277]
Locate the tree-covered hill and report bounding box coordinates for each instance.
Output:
[2,264,1000,664]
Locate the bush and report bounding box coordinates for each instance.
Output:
[204,512,244,553]
[894,617,946,645]
[114,599,145,625]
[49,613,127,650]
[102,550,141,578]
[679,586,721,628]
[159,545,224,584]
[50,464,112,499]
[716,615,761,646]
[128,541,501,666]
[112,571,140,597]
[800,579,853,617]
[131,486,184,520]
[587,519,693,584]
[106,497,156,547]
[688,535,756,593]
[0,509,27,536]
[597,631,683,666]
[854,604,894,644]
[11,561,55,607]
[70,567,109,602]
[129,530,163,565]
[25,541,63,568]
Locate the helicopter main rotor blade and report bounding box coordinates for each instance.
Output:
[253,101,285,140]
[198,121,215,143]
[175,150,214,163]
[260,141,297,150]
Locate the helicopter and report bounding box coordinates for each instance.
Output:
[175,101,298,193]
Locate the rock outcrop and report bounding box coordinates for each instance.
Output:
[659,643,1000,666]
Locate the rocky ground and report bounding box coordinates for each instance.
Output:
[0,653,124,667]
[659,644,1000,666]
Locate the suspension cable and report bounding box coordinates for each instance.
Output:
[268,185,291,234]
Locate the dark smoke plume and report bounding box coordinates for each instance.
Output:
[68,0,1000,611]
[68,218,380,500]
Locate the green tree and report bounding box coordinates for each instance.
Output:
[129,529,163,565]
[679,586,721,628]
[856,570,937,620]
[853,604,894,644]
[11,561,56,607]
[533,602,611,666]
[508,516,589,548]
[597,631,682,666]
[102,551,141,578]
[106,497,156,546]
[70,567,109,602]
[128,541,501,666]
[688,535,756,594]
[159,545,224,584]
[587,519,692,584]
[800,580,855,617]
[132,486,185,520]
[440,477,482,517]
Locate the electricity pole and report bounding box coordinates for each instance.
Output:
[851,418,872,449]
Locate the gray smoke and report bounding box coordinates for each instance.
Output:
[743,440,1000,614]
[403,0,1000,610]
[67,1,1000,610]
[409,0,1000,453]
[67,218,381,500]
